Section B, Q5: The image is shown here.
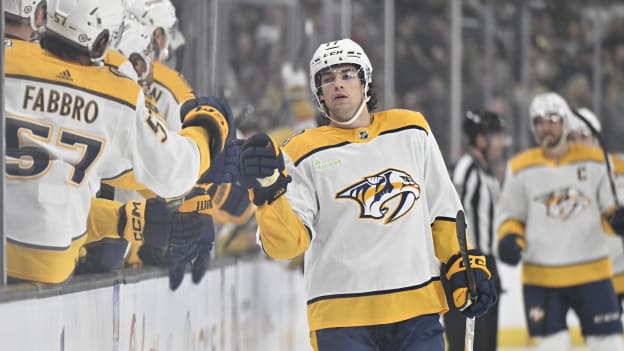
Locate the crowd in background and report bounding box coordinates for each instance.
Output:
[171,0,624,164]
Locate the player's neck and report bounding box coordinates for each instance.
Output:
[542,142,570,160]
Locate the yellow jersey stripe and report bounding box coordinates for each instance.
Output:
[306,279,447,331]
[6,73,137,110]
[510,144,605,175]
[7,233,87,284]
[522,257,612,287]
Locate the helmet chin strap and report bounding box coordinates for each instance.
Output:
[323,85,370,127]
[326,98,367,126]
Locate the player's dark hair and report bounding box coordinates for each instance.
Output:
[40,30,110,63]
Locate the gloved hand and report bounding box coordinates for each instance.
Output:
[180,96,235,158]
[198,139,243,184]
[119,197,216,291]
[444,249,497,318]
[498,233,525,266]
[239,133,292,206]
[164,212,215,290]
[608,206,624,236]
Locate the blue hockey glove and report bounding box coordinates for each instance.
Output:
[444,249,497,318]
[498,233,525,266]
[119,197,215,291]
[608,207,624,236]
[216,182,253,218]
[198,139,243,184]
[239,133,292,206]
[180,96,235,158]
[165,212,215,290]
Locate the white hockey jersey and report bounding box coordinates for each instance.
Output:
[496,144,616,288]
[4,40,208,283]
[256,109,465,331]
[147,61,194,132]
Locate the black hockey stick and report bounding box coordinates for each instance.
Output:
[573,109,620,207]
[456,210,476,351]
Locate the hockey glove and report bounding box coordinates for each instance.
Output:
[444,250,497,318]
[239,133,292,206]
[119,197,216,291]
[198,139,243,184]
[211,182,254,223]
[180,96,235,158]
[607,206,624,236]
[498,233,525,266]
[164,212,215,290]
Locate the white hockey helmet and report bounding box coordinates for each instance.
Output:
[112,17,153,86]
[5,0,45,31]
[125,0,176,61]
[309,38,373,116]
[528,92,573,139]
[45,0,125,61]
[574,107,602,134]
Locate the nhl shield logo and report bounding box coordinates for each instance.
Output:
[336,168,421,224]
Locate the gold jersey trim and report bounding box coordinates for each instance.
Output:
[7,232,88,284]
[152,61,193,104]
[510,144,606,175]
[522,257,613,287]
[284,109,430,166]
[306,278,447,331]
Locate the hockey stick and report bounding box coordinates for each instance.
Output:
[573,109,620,207]
[456,210,476,351]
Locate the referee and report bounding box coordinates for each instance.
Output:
[443,110,508,351]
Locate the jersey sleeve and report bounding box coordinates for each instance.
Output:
[424,130,465,263]
[496,163,528,239]
[254,152,313,260]
[121,91,205,198]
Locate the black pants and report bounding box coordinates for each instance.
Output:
[442,255,501,351]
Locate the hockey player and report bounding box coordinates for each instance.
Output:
[4,0,46,41]
[238,38,497,350]
[444,110,507,351]
[496,92,624,350]
[568,108,624,308]
[4,0,232,284]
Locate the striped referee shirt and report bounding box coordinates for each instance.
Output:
[452,152,501,256]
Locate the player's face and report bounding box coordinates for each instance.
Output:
[319,65,365,121]
[153,27,168,62]
[34,1,46,29]
[533,113,564,148]
[568,131,596,146]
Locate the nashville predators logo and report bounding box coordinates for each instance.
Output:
[533,186,591,220]
[336,168,421,224]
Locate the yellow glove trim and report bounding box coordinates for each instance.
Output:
[445,254,491,281]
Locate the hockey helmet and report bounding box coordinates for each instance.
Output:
[5,0,45,31]
[309,38,373,116]
[528,92,572,140]
[463,110,505,146]
[45,0,125,61]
